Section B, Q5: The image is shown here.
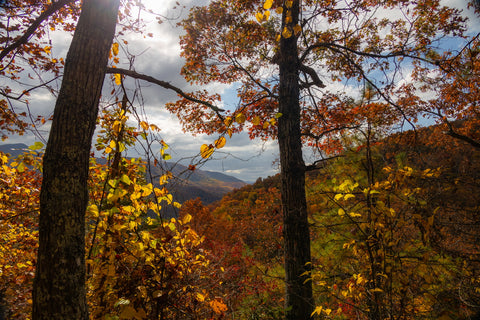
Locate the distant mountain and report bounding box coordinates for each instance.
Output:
[0,143,29,157]
[147,162,247,205]
[0,143,247,206]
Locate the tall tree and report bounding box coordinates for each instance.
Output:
[32,0,120,318]
[277,1,314,318]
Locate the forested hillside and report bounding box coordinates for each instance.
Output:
[179,124,480,319]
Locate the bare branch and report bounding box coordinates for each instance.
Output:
[105,67,225,114]
[298,63,326,89]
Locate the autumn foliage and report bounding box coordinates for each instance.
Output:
[2,0,480,319]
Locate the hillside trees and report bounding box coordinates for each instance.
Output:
[306,124,480,319]
[1,0,226,318]
[177,0,470,318]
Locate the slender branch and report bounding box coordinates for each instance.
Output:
[105,67,225,114]
[0,76,61,100]
[0,0,75,62]
[306,155,345,171]
[300,41,438,68]
[445,122,480,149]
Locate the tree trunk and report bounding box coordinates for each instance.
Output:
[278,1,314,319]
[32,0,120,319]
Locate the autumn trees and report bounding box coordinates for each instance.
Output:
[1,0,480,319]
[177,0,474,318]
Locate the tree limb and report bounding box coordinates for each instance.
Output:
[105,67,225,114]
[298,63,326,88]
[0,0,75,62]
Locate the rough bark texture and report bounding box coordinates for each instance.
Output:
[278,1,314,319]
[32,0,120,319]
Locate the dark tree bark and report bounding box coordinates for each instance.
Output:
[32,0,120,319]
[277,1,314,319]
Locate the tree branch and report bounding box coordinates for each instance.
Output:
[298,63,326,89]
[0,0,75,62]
[445,122,480,149]
[306,155,345,171]
[105,67,225,114]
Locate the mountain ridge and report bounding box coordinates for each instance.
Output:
[0,143,246,204]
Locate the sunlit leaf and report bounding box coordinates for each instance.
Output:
[112,42,119,56]
[120,174,132,185]
[215,136,226,149]
[200,144,214,159]
[114,73,122,85]
[293,24,302,36]
[235,113,246,124]
[28,141,44,150]
[282,27,292,38]
[255,11,264,23]
[140,121,149,131]
[224,116,233,127]
[263,0,273,10]
[182,213,192,224]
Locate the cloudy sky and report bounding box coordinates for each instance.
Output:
[1,0,478,183]
[2,0,280,183]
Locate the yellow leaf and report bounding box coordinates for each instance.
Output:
[275,7,283,14]
[263,0,273,10]
[159,172,172,185]
[293,24,302,36]
[264,10,270,20]
[196,293,205,302]
[140,121,149,131]
[112,42,119,56]
[109,140,116,150]
[285,0,293,8]
[115,73,122,85]
[311,306,323,316]
[334,194,343,201]
[89,204,99,218]
[338,208,345,216]
[141,183,153,197]
[282,27,292,38]
[344,193,355,200]
[215,136,226,149]
[224,116,233,127]
[17,162,25,173]
[200,144,214,159]
[182,213,192,224]
[255,11,264,23]
[235,113,246,124]
[252,116,261,125]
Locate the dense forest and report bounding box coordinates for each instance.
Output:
[179,123,480,319]
[1,0,480,319]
